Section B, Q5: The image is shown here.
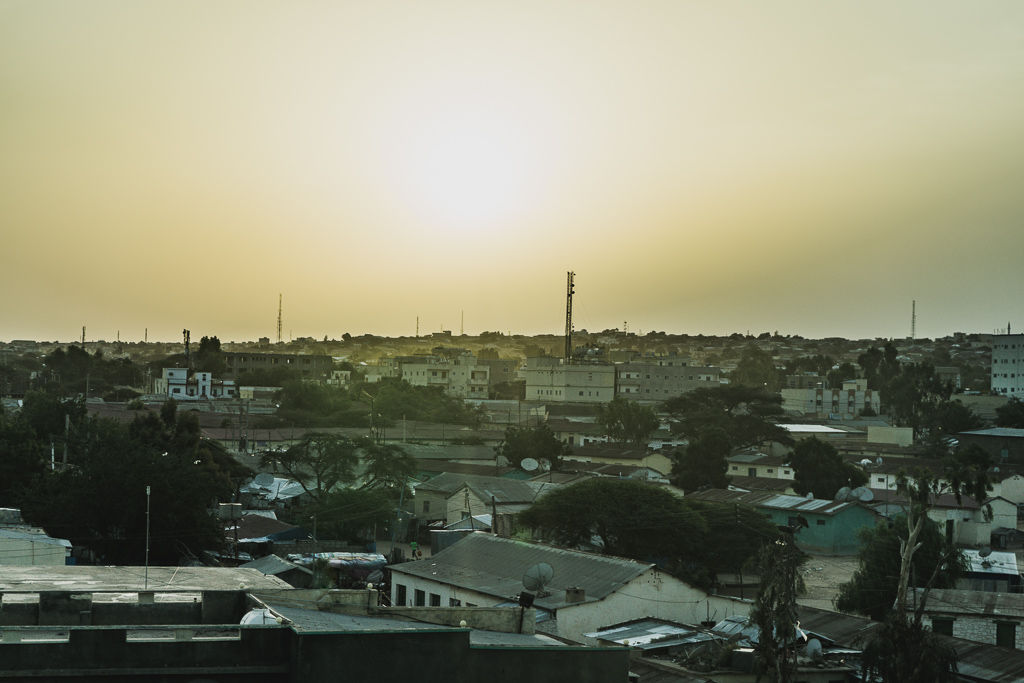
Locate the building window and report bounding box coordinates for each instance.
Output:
[997,621,1017,649]
[767,469,774,474]
[423,500,430,514]
[396,584,407,606]
[732,466,738,471]
[414,589,425,607]
[784,470,790,475]
[816,519,826,526]
[932,619,953,636]
[449,598,461,607]
[430,593,441,606]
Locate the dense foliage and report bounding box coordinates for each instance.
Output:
[788,437,868,499]
[663,385,792,450]
[596,396,660,447]
[493,425,572,471]
[670,426,731,491]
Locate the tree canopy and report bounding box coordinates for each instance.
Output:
[729,346,784,392]
[995,397,1024,428]
[836,514,966,621]
[517,478,706,565]
[493,425,571,471]
[596,396,660,447]
[261,432,360,502]
[663,385,792,450]
[669,426,731,491]
[788,437,867,499]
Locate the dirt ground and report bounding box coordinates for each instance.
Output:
[796,555,860,611]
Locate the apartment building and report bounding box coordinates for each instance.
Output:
[616,358,720,402]
[781,379,879,418]
[522,357,616,403]
[991,333,1024,396]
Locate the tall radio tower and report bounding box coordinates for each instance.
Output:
[276,294,283,344]
[565,271,575,363]
[911,300,916,341]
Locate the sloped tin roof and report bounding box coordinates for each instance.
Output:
[389,533,653,609]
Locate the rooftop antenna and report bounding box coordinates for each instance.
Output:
[416,316,419,338]
[82,326,86,344]
[461,311,464,336]
[565,271,575,363]
[522,562,554,598]
[277,294,283,344]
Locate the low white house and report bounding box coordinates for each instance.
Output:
[388,533,748,644]
[154,368,235,400]
[0,527,71,566]
[914,588,1024,649]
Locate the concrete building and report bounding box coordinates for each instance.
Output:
[153,368,236,400]
[990,333,1024,396]
[781,379,879,419]
[0,515,71,565]
[388,533,748,644]
[958,427,1024,465]
[615,359,720,402]
[403,355,490,399]
[222,351,333,380]
[522,357,616,403]
[914,588,1024,649]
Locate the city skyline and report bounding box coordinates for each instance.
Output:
[3,1,1023,343]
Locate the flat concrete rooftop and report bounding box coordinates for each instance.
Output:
[0,566,292,593]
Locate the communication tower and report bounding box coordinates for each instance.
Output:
[276,294,283,344]
[911,300,916,340]
[564,272,575,363]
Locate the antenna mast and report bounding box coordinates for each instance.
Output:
[276,294,283,344]
[183,329,191,372]
[911,300,916,340]
[81,326,86,345]
[565,271,575,363]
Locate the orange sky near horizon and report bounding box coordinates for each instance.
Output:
[2,1,1023,343]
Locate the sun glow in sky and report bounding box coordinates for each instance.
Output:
[2,1,1023,342]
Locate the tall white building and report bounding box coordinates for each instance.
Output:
[523,357,615,403]
[991,334,1024,396]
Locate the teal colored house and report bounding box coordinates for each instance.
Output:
[687,490,882,556]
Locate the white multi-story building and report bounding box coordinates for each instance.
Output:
[522,357,615,403]
[154,368,235,400]
[402,355,490,398]
[991,333,1024,396]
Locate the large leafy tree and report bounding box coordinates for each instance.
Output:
[669,426,731,491]
[836,513,966,621]
[517,478,706,564]
[596,396,660,447]
[860,613,960,683]
[730,345,785,392]
[17,402,234,565]
[788,437,867,499]
[663,385,792,450]
[262,432,360,502]
[358,441,418,499]
[301,487,396,544]
[995,397,1024,428]
[685,499,782,587]
[493,425,571,471]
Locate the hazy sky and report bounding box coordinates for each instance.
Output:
[3,1,1023,343]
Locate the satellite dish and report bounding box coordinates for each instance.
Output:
[521,458,539,472]
[851,487,874,502]
[495,455,510,467]
[805,492,814,500]
[805,638,823,661]
[834,487,853,502]
[522,563,554,596]
[979,546,993,558]
[727,632,745,644]
[860,459,872,467]
[538,458,551,472]
[876,457,883,465]
[253,473,275,487]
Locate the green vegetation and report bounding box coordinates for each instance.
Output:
[493,425,572,470]
[669,426,731,491]
[788,437,868,499]
[664,385,792,450]
[596,396,659,447]
[2,392,241,565]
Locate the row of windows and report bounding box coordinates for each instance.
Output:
[393,584,472,608]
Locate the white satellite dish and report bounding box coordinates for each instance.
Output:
[538,458,551,472]
[851,487,874,502]
[253,472,275,487]
[521,458,539,472]
[495,455,510,467]
[805,638,823,661]
[522,563,554,597]
[834,487,853,502]
[979,546,993,558]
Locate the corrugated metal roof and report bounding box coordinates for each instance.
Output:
[389,533,653,609]
[962,428,1024,438]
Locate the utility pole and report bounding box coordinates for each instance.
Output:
[564,271,575,363]
[145,485,151,589]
